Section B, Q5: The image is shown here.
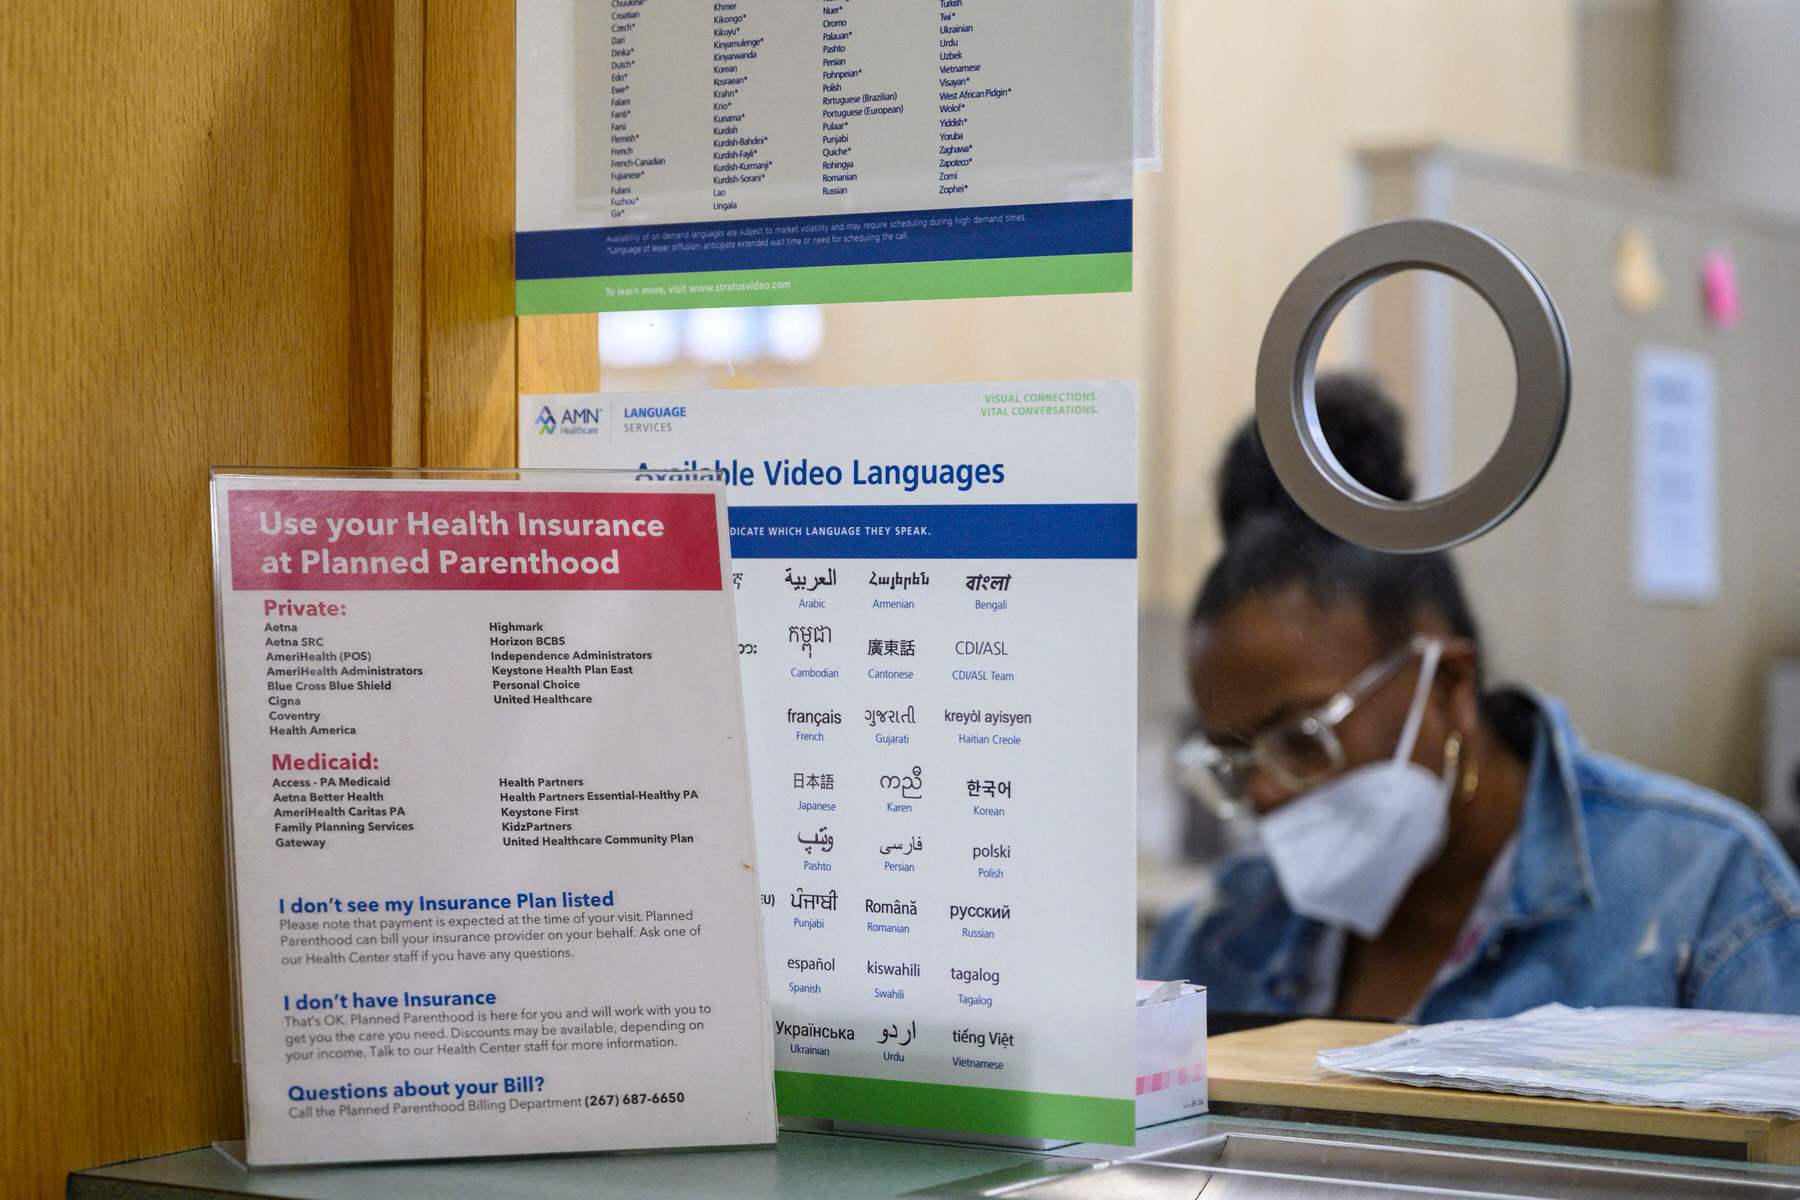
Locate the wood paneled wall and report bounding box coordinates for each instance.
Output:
[351,0,425,468]
[422,0,516,471]
[0,3,513,1195]
[0,6,353,1194]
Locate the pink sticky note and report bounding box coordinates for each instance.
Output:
[1702,250,1740,329]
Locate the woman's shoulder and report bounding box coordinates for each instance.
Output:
[1517,695,1800,1011]
[1570,752,1800,1010]
[1546,711,1800,932]
[1573,746,1796,878]
[1523,689,1795,874]
[1576,749,1778,837]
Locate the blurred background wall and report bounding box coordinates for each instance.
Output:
[1671,0,1800,219]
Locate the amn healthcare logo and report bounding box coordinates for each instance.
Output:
[533,399,608,438]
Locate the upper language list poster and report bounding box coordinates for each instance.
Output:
[521,383,1139,1144]
[515,1,1134,312]
[210,474,775,1165]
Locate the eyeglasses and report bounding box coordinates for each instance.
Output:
[1173,635,1435,820]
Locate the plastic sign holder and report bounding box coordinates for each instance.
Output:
[208,468,775,1166]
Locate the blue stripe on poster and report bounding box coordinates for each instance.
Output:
[516,199,1132,280]
[725,504,1136,560]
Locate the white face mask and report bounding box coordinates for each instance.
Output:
[1258,640,1451,938]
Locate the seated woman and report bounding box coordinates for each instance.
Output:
[1143,376,1800,1020]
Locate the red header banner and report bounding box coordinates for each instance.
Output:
[227,489,721,591]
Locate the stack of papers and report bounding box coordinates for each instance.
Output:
[1318,1005,1800,1117]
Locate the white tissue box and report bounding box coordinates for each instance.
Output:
[1135,981,1208,1127]
[815,983,1209,1151]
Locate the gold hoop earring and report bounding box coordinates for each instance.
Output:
[1443,731,1480,802]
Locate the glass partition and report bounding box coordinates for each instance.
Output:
[522,6,1800,1033]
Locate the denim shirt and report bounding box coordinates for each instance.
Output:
[1142,691,1800,1019]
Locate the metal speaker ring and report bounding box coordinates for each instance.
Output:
[1254,218,1570,554]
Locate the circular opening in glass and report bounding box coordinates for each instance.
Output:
[1319,269,1518,502]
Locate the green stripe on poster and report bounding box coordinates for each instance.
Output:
[514,253,1133,314]
[774,1071,1135,1145]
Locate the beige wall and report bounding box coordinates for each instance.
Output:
[1152,0,1578,612]
[1578,0,1670,176]
[1672,0,1800,218]
[1364,147,1800,805]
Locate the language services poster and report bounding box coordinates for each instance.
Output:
[522,383,1138,1143]
[516,2,1133,311]
[210,472,775,1164]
